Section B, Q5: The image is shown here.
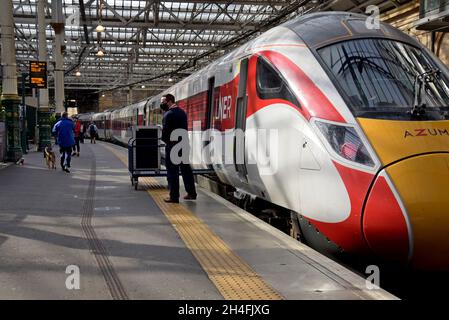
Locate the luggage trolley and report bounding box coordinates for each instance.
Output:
[128,126,214,190]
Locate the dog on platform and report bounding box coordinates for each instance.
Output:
[44,146,57,170]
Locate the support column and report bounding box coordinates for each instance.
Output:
[51,0,65,114]
[1,0,22,162]
[20,73,28,154]
[37,0,51,150]
[128,86,133,105]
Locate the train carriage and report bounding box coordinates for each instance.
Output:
[95,12,449,270]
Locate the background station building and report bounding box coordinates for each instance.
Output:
[1,0,449,303]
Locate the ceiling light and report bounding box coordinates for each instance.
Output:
[141,85,146,89]
[96,49,104,57]
[75,70,81,77]
[168,77,173,82]
[101,93,105,97]
[95,24,105,33]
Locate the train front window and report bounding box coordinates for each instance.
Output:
[318,38,449,120]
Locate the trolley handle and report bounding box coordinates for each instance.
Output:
[128,137,164,148]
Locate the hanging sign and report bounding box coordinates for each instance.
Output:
[29,61,47,89]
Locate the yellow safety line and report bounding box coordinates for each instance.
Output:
[101,143,284,300]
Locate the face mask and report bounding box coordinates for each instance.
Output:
[160,103,169,111]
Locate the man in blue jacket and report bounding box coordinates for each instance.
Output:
[52,112,75,173]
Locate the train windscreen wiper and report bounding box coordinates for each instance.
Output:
[410,68,441,117]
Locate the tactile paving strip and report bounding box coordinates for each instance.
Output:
[102,143,284,300]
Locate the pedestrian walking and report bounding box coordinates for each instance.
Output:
[88,122,98,144]
[52,112,75,173]
[72,116,81,156]
[80,122,86,143]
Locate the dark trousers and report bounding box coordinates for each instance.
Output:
[72,137,80,153]
[60,147,72,168]
[165,146,197,200]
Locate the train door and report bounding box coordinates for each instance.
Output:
[206,77,215,131]
[144,106,148,126]
[204,77,215,169]
[102,115,106,139]
[234,58,249,183]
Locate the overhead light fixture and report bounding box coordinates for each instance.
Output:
[96,48,104,57]
[75,70,81,77]
[141,85,146,89]
[101,94,105,97]
[95,24,105,33]
[168,77,173,82]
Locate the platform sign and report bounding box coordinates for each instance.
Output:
[29,61,47,89]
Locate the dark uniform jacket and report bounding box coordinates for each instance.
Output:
[162,106,188,146]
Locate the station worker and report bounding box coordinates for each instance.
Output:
[161,93,197,203]
[52,112,75,173]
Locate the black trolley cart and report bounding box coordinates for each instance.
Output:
[128,126,214,190]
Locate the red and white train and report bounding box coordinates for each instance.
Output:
[79,12,449,270]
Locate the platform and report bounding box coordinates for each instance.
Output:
[0,142,397,300]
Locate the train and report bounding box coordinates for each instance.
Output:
[77,12,449,271]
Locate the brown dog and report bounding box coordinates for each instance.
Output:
[44,146,57,170]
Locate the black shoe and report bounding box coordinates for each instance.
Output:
[183,194,197,200]
[63,166,70,173]
[163,197,179,203]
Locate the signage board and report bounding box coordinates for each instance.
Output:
[29,61,47,89]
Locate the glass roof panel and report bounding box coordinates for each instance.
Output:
[7,0,402,92]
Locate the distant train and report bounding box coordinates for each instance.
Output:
[78,12,449,270]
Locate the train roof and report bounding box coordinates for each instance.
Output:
[282,11,420,50]
[136,11,427,109]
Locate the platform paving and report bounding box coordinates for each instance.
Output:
[0,143,220,299]
[0,141,396,300]
[101,143,396,300]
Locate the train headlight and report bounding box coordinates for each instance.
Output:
[315,120,375,167]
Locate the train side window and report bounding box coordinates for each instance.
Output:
[256,57,300,107]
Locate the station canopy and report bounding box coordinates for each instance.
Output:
[10,0,411,95]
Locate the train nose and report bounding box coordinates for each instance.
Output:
[363,153,449,270]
